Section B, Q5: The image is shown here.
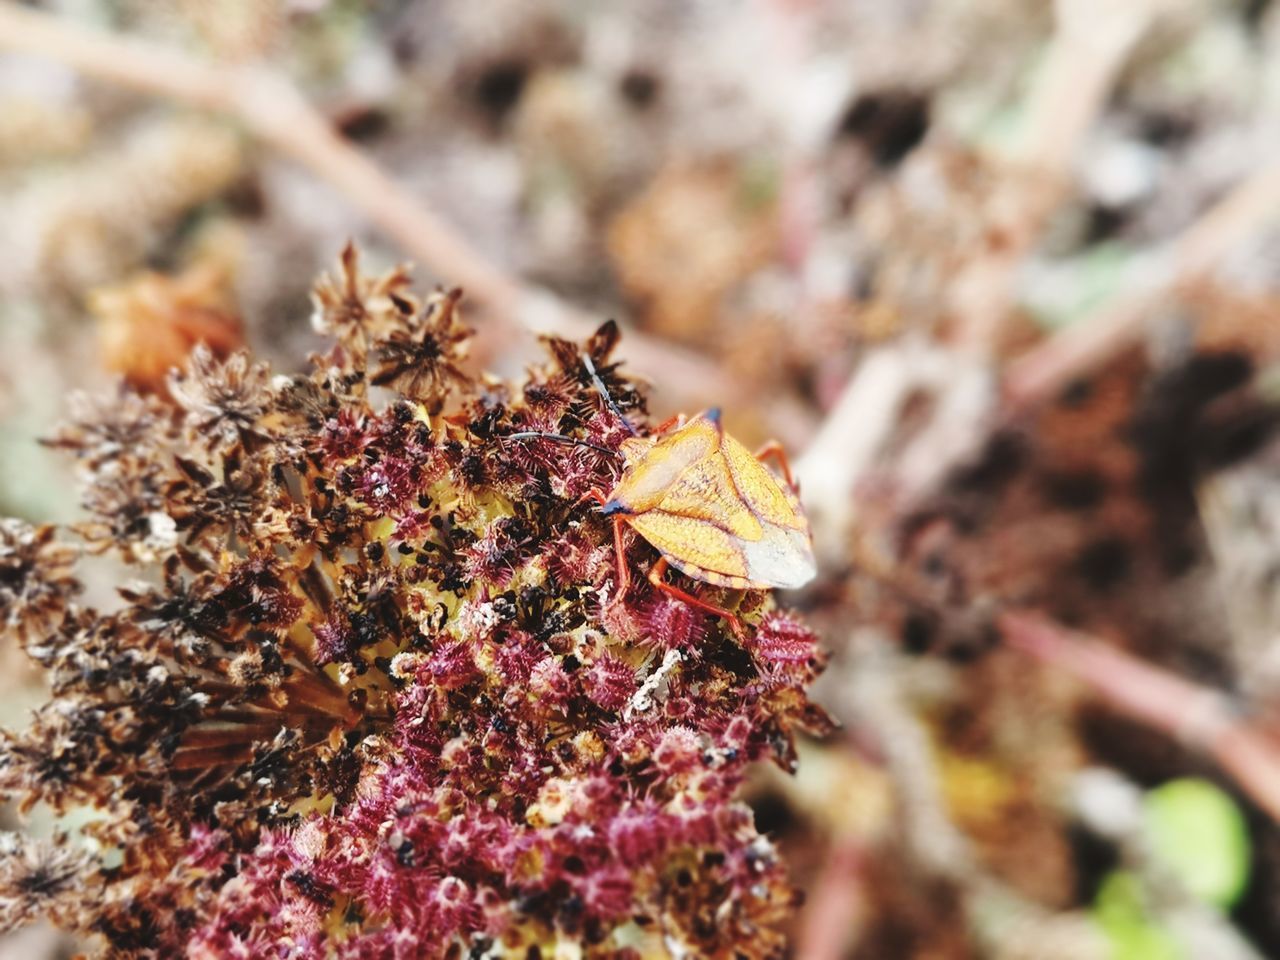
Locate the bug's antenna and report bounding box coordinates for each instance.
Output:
[581,353,639,436]
[505,432,623,459]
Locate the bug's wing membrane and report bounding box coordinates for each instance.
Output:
[611,417,720,513]
[626,511,751,582]
[739,524,817,589]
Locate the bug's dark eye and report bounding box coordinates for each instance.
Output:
[598,499,632,517]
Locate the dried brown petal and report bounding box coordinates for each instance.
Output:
[310,241,415,358]
[91,263,244,394]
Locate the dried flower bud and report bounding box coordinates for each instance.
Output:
[370,287,471,413]
[167,345,272,453]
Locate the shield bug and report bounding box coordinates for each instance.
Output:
[509,354,815,633]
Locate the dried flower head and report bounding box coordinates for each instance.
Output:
[0,247,828,958]
[0,520,80,642]
[0,833,91,933]
[310,241,414,359]
[42,387,174,472]
[167,345,273,453]
[370,286,471,412]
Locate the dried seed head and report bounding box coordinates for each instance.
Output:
[0,834,91,933]
[370,288,471,413]
[167,345,272,453]
[0,520,80,642]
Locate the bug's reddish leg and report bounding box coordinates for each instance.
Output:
[652,414,682,434]
[647,558,744,638]
[575,487,610,510]
[612,517,631,597]
[581,487,632,597]
[755,440,797,492]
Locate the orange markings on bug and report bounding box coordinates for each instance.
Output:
[603,411,817,618]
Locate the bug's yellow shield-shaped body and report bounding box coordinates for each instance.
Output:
[606,412,816,590]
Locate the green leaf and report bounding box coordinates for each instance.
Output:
[1093,870,1183,960]
[1144,778,1251,908]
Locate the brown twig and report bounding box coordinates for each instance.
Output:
[0,3,522,310]
[0,2,736,406]
[951,0,1162,348]
[793,841,866,960]
[1000,609,1280,823]
[1004,160,1280,409]
[793,337,951,561]
[811,156,1280,529]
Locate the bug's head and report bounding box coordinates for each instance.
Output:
[697,407,725,438]
[598,498,633,517]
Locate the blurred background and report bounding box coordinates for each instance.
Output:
[4,0,1280,956]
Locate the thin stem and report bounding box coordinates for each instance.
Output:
[1004,161,1280,408]
[0,2,738,409]
[999,610,1280,823]
[170,742,256,771]
[793,841,866,960]
[952,0,1163,347]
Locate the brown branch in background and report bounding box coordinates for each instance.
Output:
[0,1,735,407]
[812,156,1280,531]
[0,2,522,311]
[1004,161,1280,409]
[796,0,1167,526]
[951,0,1163,348]
[793,841,866,960]
[1000,610,1280,824]
[1010,0,1162,183]
[793,338,952,561]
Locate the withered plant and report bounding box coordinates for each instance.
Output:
[0,246,828,959]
